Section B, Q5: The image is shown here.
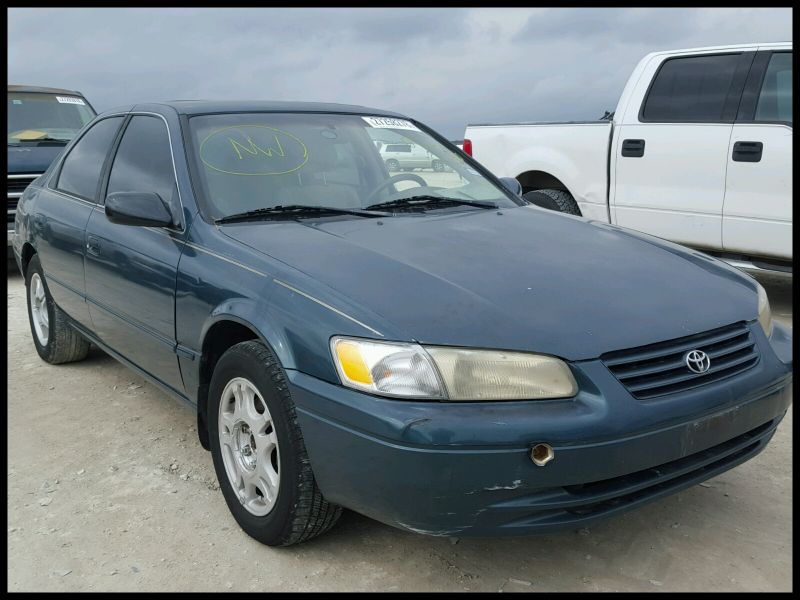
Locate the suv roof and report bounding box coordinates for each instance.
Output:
[8,84,88,96]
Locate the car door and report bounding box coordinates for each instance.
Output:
[84,114,186,392]
[37,116,125,327]
[612,51,754,251]
[722,49,792,262]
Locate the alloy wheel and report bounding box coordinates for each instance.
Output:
[29,273,49,346]
[218,377,281,516]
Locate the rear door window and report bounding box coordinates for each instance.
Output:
[755,52,792,123]
[642,53,742,122]
[55,116,124,201]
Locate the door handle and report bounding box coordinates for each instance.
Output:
[86,235,102,256]
[621,139,645,157]
[732,141,763,163]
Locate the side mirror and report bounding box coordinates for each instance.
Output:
[105,191,173,227]
[498,177,523,197]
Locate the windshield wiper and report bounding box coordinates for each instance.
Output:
[8,136,70,146]
[365,195,497,212]
[215,204,385,224]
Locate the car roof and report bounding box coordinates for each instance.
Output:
[8,84,87,96]
[128,100,408,118]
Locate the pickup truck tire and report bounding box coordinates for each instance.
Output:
[25,254,91,364]
[208,340,342,546]
[523,189,581,216]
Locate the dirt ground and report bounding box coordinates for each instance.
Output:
[6,266,793,592]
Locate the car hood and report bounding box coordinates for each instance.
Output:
[7,144,66,174]
[221,206,758,361]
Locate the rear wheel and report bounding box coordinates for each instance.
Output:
[385,159,400,172]
[25,254,90,364]
[208,340,342,546]
[523,188,581,216]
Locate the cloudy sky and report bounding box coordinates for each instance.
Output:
[8,7,792,139]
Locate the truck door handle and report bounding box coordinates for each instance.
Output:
[732,141,763,163]
[621,139,645,157]
[86,235,102,256]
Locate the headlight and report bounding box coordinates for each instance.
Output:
[425,347,577,400]
[330,337,444,399]
[330,337,577,401]
[756,282,773,337]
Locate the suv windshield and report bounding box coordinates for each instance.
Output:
[188,113,521,219]
[8,91,96,145]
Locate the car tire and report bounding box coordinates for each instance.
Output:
[432,160,444,172]
[208,340,342,546]
[385,159,399,172]
[25,254,91,364]
[523,189,581,216]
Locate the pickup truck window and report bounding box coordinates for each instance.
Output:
[642,53,741,122]
[107,115,177,210]
[755,52,792,124]
[55,116,124,202]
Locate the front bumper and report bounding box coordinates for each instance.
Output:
[289,322,792,537]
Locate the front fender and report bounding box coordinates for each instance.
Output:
[200,298,295,371]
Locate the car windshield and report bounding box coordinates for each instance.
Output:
[187,112,521,220]
[7,92,96,145]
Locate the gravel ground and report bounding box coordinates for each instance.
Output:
[6,267,792,592]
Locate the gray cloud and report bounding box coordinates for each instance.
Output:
[8,7,792,139]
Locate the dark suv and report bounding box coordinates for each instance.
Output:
[8,85,96,255]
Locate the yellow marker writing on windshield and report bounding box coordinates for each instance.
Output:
[229,135,286,160]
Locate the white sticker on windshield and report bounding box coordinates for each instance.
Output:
[362,116,420,131]
[56,96,86,105]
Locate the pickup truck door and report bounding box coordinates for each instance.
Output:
[611,51,754,251]
[722,50,792,261]
[35,116,125,327]
[84,114,186,393]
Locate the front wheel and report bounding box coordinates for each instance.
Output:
[208,341,341,546]
[25,254,90,364]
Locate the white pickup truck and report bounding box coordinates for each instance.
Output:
[464,42,792,274]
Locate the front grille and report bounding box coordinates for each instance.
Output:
[8,175,40,226]
[602,321,759,399]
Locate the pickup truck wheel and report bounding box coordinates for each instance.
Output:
[523,189,581,216]
[208,340,342,546]
[25,254,91,364]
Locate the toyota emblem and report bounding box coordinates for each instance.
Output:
[685,350,711,374]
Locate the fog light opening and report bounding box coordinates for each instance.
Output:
[531,443,554,467]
